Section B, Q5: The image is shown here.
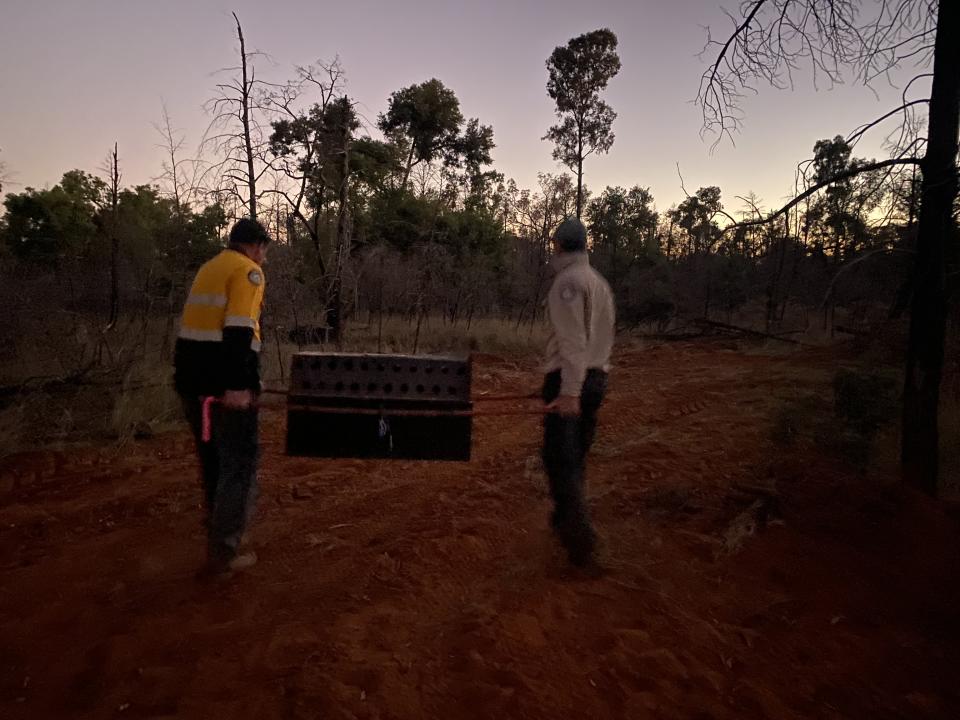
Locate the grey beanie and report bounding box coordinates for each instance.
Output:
[554,217,587,252]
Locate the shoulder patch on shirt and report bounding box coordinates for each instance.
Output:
[559,283,577,303]
[247,269,263,286]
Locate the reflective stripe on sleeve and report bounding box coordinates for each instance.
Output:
[185,293,228,307]
[178,327,224,342]
[224,315,257,329]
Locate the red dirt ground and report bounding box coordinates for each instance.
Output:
[1,342,958,719]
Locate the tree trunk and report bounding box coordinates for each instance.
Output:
[401,140,416,193]
[234,13,257,219]
[902,0,960,496]
[576,154,583,219]
[413,302,425,355]
[377,259,385,354]
[329,135,351,345]
[107,142,120,330]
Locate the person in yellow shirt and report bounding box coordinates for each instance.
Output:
[174,218,270,577]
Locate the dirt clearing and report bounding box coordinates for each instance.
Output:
[1,342,958,719]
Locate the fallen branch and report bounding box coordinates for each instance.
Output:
[693,318,814,347]
[833,325,872,337]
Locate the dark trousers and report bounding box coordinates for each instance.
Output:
[541,368,608,563]
[181,396,260,564]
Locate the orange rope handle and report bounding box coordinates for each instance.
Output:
[471,392,540,402]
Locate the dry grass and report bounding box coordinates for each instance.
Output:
[261,314,549,385]
[2,313,549,456]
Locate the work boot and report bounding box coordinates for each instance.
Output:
[228,551,258,571]
[196,551,257,581]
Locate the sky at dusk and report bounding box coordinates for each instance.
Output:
[0,0,929,215]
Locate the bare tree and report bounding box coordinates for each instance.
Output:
[697,0,957,495]
[154,103,204,219]
[202,12,271,220]
[101,142,121,329]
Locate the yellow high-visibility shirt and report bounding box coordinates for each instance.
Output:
[179,249,265,350]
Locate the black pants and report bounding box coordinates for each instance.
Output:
[181,396,260,565]
[541,368,608,564]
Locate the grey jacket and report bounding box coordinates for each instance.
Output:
[544,252,616,396]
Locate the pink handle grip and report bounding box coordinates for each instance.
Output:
[201,396,218,442]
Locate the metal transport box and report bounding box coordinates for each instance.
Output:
[285,352,473,461]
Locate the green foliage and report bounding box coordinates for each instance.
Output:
[546,28,621,113]
[804,136,882,260]
[1,169,223,282]
[587,185,660,299]
[378,79,495,190]
[378,79,462,161]
[270,95,361,213]
[667,186,723,255]
[587,186,659,257]
[365,188,507,260]
[2,171,106,266]
[350,137,401,197]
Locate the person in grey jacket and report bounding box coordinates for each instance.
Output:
[542,217,616,567]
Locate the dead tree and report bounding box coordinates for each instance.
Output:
[154,103,204,221]
[104,143,121,330]
[698,0,954,495]
[203,12,270,220]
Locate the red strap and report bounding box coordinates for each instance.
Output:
[201,396,218,442]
